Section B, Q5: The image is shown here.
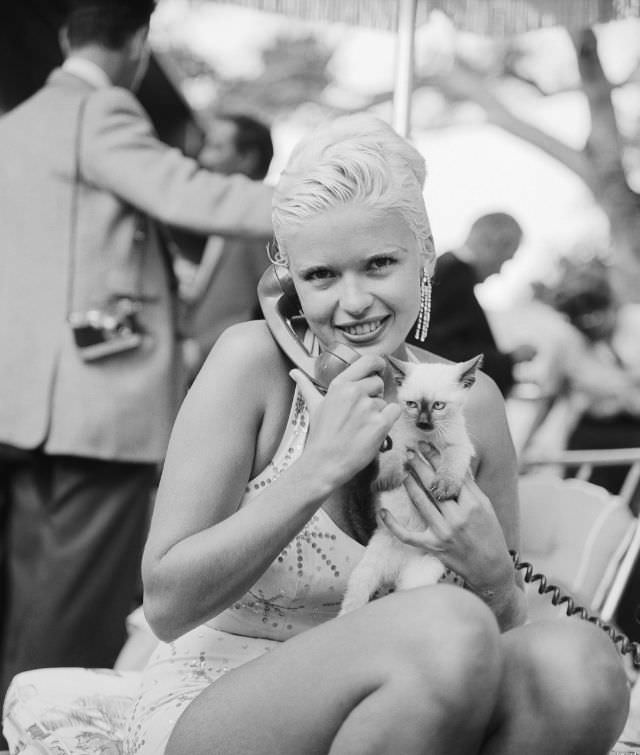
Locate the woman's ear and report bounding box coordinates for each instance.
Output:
[419,233,436,276]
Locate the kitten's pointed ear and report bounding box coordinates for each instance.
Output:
[387,355,410,386]
[459,354,484,389]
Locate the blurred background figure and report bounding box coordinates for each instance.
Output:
[533,256,640,494]
[198,112,273,180]
[408,211,537,396]
[176,112,274,382]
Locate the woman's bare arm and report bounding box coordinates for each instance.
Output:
[142,322,399,641]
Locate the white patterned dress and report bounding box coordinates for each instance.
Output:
[124,389,366,754]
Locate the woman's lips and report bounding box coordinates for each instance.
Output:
[337,316,390,342]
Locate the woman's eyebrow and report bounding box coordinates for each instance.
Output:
[369,245,409,256]
[295,261,330,275]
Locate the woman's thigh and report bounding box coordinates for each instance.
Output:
[167,585,502,755]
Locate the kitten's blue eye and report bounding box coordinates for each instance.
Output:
[405,400,418,410]
[432,401,446,410]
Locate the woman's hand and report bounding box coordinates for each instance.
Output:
[380,455,515,604]
[291,356,402,491]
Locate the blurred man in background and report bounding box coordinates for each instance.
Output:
[198,112,273,181]
[177,112,275,381]
[0,0,272,706]
[408,212,536,396]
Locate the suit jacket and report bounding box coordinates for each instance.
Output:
[409,251,515,396]
[0,69,273,462]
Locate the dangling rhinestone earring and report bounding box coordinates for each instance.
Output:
[413,269,432,342]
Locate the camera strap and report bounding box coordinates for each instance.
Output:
[66,93,90,321]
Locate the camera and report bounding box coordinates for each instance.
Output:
[69,297,145,362]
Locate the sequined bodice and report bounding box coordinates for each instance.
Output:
[207,388,364,641]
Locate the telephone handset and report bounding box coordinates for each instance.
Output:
[257,264,361,391]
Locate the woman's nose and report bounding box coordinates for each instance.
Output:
[338,276,373,315]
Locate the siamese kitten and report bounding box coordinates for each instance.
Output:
[339,354,483,616]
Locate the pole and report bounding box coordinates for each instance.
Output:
[392,0,418,138]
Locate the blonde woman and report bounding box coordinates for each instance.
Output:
[126,115,628,755]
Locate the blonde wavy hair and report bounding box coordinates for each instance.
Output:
[271,114,435,271]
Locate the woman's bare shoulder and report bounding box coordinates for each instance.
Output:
[184,321,291,418]
[203,320,289,379]
[468,369,505,413]
[467,371,518,482]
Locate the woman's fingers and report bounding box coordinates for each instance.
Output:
[330,354,387,384]
[405,465,443,514]
[355,374,386,398]
[457,475,493,514]
[404,465,446,524]
[290,355,386,409]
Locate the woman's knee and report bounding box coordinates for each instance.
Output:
[505,619,630,746]
[552,621,629,737]
[372,586,503,713]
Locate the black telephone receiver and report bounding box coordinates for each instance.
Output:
[257,264,361,391]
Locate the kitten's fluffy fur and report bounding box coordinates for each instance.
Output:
[339,354,482,616]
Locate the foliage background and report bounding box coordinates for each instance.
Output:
[150,0,640,306]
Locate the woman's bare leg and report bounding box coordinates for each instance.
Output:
[167,585,502,755]
[482,619,630,755]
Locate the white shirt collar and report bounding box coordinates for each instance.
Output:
[62,57,112,89]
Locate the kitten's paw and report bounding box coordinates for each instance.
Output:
[430,476,461,501]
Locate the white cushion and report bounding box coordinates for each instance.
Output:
[2,667,140,754]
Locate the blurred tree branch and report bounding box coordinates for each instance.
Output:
[419,29,640,301]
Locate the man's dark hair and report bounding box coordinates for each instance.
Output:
[66,0,155,50]
[470,212,523,243]
[221,113,274,181]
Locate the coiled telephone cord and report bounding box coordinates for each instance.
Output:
[509,550,640,667]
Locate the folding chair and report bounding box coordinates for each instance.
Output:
[518,449,640,752]
[520,448,640,625]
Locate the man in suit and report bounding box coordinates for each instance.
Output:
[408,212,536,396]
[0,0,273,703]
[177,113,274,382]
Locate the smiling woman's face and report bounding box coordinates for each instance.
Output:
[285,203,425,358]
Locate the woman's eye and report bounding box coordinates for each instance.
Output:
[303,268,334,283]
[432,401,446,410]
[369,256,395,271]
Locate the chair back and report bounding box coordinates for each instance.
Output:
[519,448,640,623]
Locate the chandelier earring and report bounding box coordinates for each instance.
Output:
[413,269,432,342]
